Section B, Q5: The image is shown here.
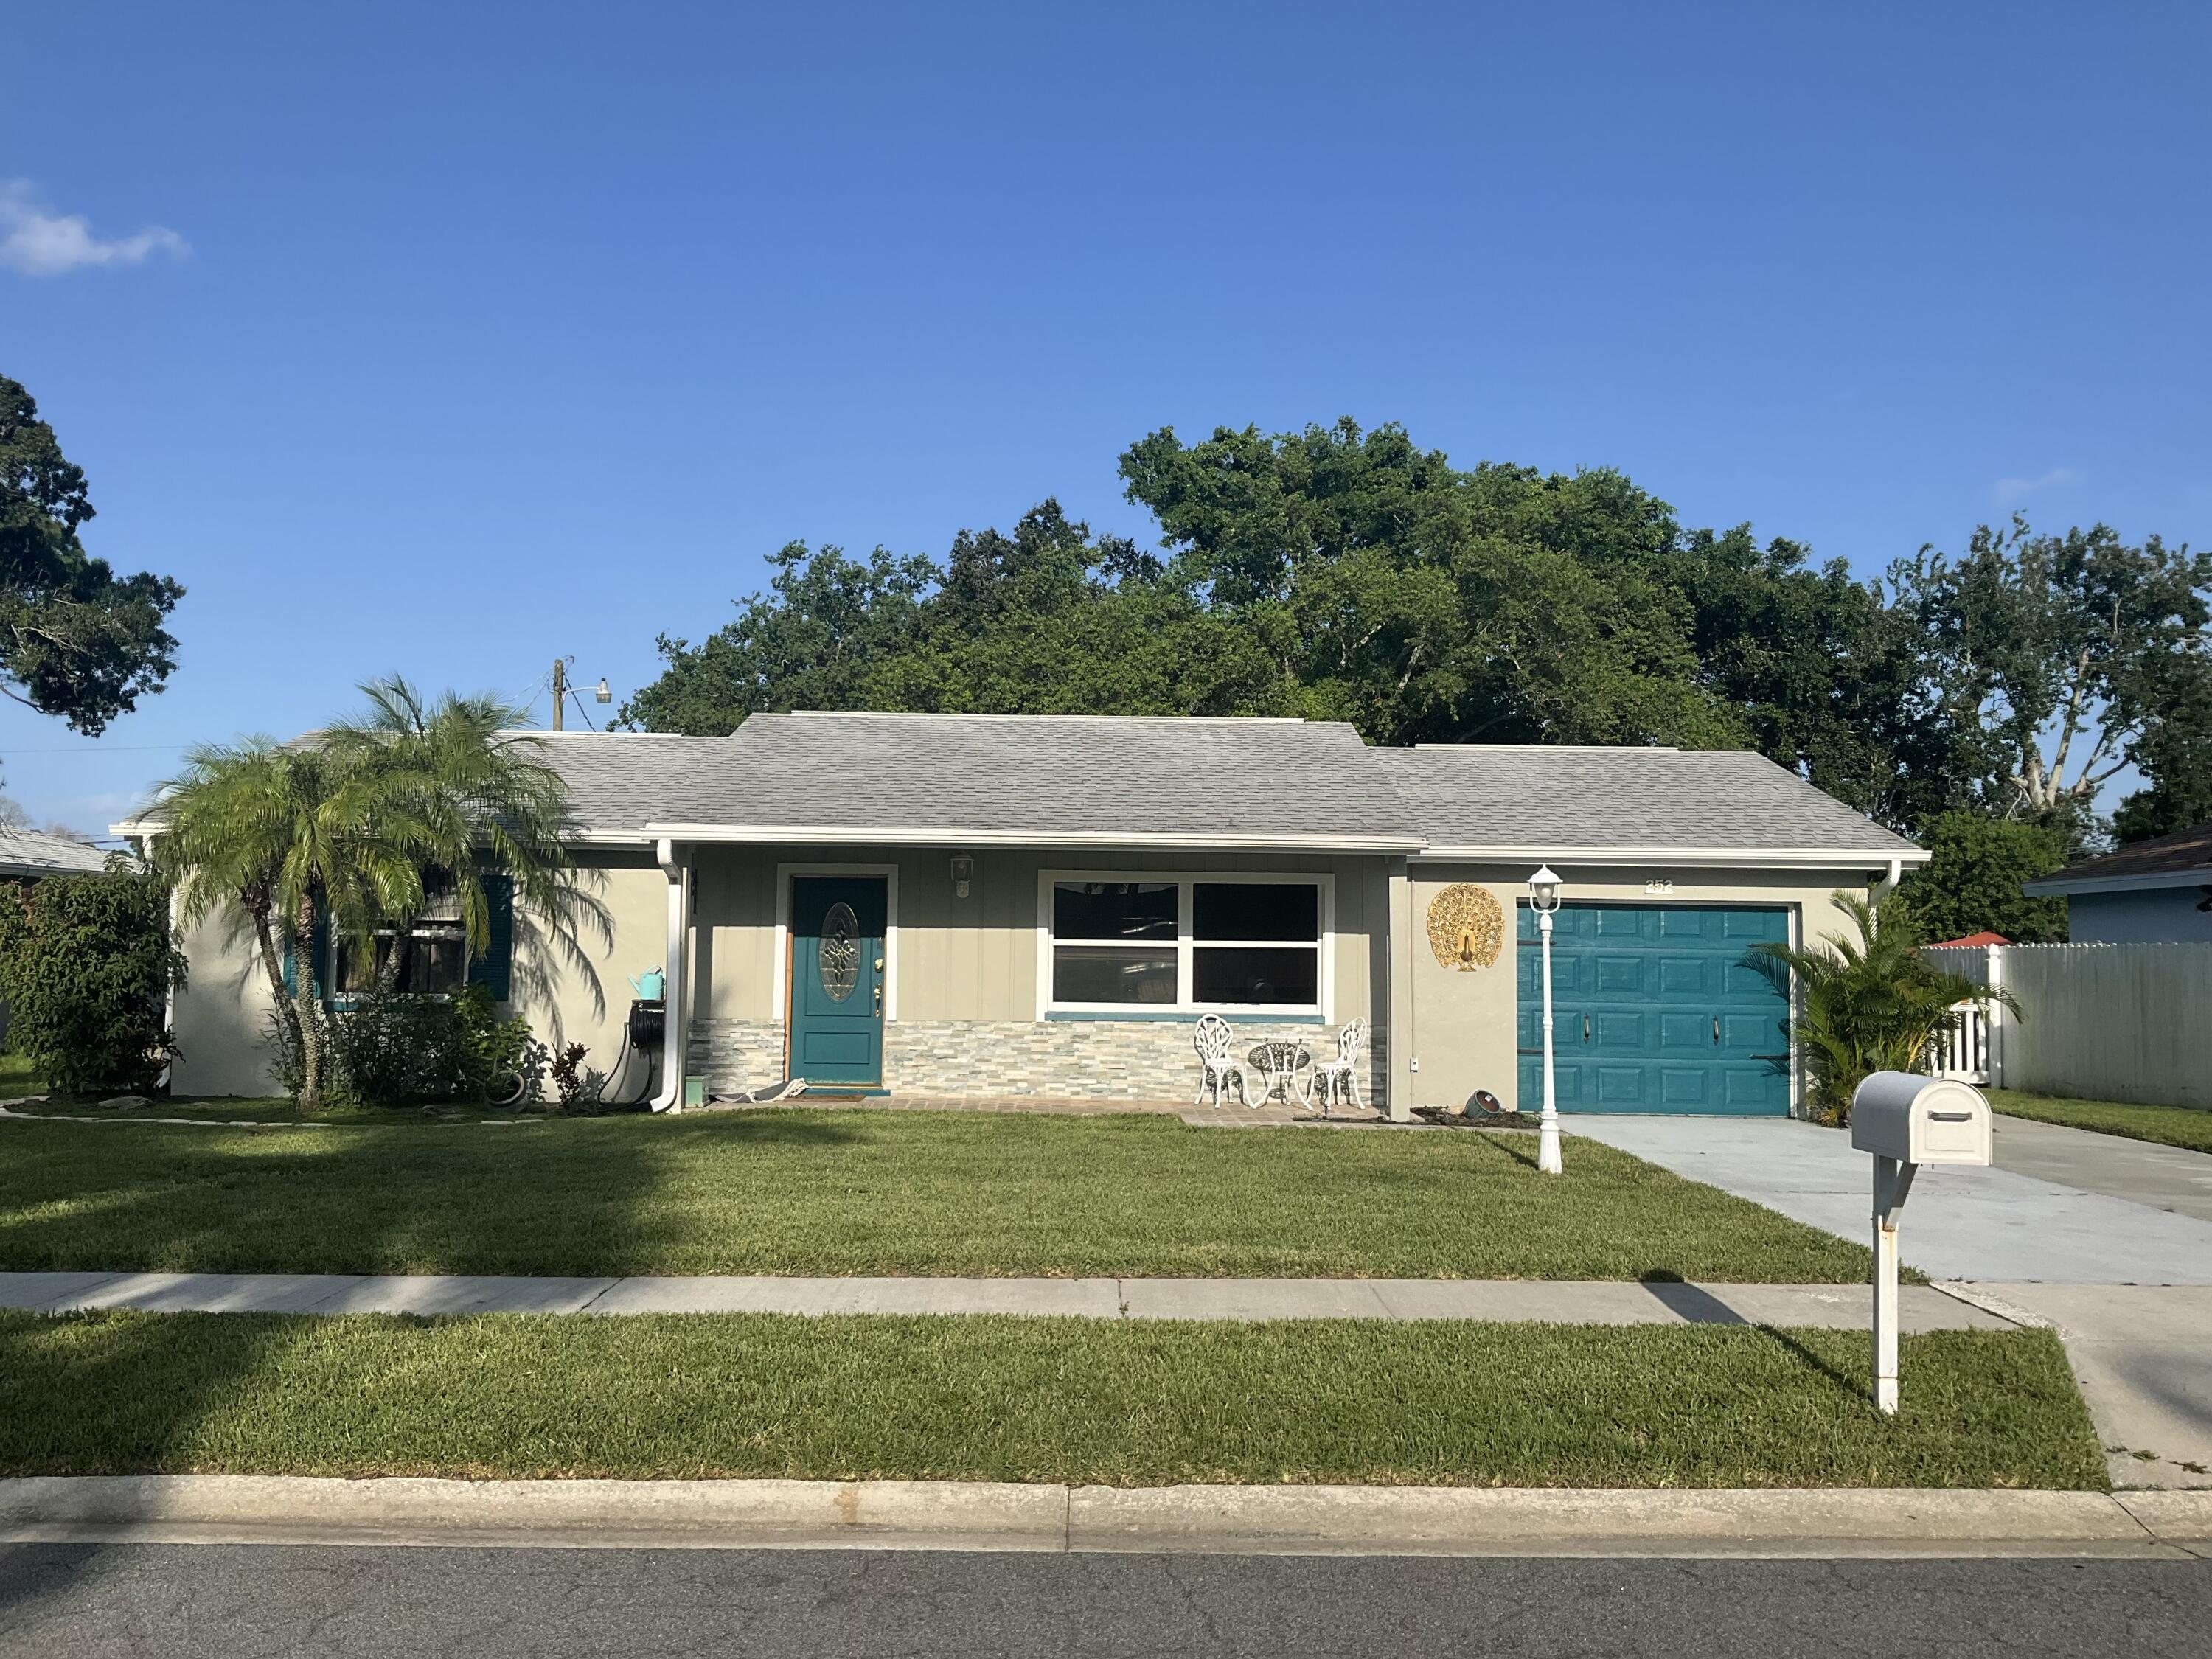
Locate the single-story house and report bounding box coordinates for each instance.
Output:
[2023,821,2212,943]
[0,826,108,881]
[143,712,1926,1119]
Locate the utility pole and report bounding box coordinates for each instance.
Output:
[552,658,567,731]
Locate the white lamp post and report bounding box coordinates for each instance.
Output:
[1528,865,1564,1175]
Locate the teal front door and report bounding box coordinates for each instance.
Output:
[1515,904,1792,1115]
[787,876,887,1090]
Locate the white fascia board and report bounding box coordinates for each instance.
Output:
[641,822,1427,853]
[1411,845,1933,870]
[2022,868,2212,897]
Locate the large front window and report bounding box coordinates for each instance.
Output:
[1045,875,1326,1014]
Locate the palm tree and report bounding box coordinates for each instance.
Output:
[322,677,605,1004]
[1756,891,2011,1123]
[155,738,426,1104]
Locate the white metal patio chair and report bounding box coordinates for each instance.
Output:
[1193,1014,1256,1108]
[1310,1018,1366,1116]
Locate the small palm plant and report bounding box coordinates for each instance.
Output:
[323,677,604,1002]
[156,738,428,1105]
[155,676,609,1106]
[1755,891,2011,1124]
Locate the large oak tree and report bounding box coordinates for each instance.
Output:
[0,375,183,758]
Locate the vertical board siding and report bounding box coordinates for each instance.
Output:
[1983,943,2212,1110]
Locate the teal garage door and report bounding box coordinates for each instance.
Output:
[1515,904,1792,1115]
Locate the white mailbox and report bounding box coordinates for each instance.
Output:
[1850,1071,1993,1166]
[1848,1070,1996,1416]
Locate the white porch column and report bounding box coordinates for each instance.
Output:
[650,838,692,1113]
[1986,942,2006,1089]
[1385,857,1415,1122]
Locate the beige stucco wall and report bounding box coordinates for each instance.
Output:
[167,852,669,1100]
[506,852,669,1099]
[1402,864,1884,1115]
[688,844,1387,1030]
[170,907,284,1098]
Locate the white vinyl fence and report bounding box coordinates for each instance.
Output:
[1925,942,2212,1110]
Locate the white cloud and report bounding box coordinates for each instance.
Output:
[1992,467,2084,509]
[0,180,187,277]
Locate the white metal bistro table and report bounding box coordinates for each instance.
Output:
[1246,1039,1314,1107]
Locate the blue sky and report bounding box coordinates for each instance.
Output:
[2,1,2206,833]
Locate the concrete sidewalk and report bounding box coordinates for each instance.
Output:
[0,1269,2012,1329]
[1957,1284,2212,1492]
[3,1475,2206,1559]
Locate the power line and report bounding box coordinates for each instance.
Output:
[0,743,192,754]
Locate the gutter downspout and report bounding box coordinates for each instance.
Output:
[1873,856,1904,903]
[650,837,690,1113]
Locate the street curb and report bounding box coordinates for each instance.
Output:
[0,1478,2202,1559]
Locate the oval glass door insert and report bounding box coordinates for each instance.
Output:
[818,902,860,1001]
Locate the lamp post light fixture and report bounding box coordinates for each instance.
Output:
[1527,864,1565,1175]
[950,853,975,900]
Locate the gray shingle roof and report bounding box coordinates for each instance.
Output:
[0,827,108,877]
[2022,818,2212,893]
[1377,745,1919,855]
[541,715,1416,847]
[533,715,1920,859]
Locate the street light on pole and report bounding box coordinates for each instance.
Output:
[1528,865,1564,1175]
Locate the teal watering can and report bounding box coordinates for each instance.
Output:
[630,967,666,1001]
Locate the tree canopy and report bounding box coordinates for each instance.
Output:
[1889,517,2212,842]
[624,418,2210,851]
[0,375,183,751]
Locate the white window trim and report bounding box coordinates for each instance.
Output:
[773,863,900,1023]
[1034,869,1334,1020]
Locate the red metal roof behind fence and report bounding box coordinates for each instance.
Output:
[1927,931,2010,948]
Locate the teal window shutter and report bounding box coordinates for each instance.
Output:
[468,875,515,1001]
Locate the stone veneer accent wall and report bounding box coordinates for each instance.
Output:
[689,1018,1386,1103]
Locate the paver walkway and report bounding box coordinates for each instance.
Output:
[0,1270,2008,1329]
[1564,1116,2212,1284]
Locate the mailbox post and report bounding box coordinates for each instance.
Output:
[1849,1071,1994,1414]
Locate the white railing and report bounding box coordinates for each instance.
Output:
[1927,999,1991,1085]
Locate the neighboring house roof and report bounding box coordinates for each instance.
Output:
[1377,745,1921,866]
[1927,931,2010,948]
[0,827,107,879]
[2023,821,2212,897]
[527,714,1923,866]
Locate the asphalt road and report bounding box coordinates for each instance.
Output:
[4,1545,2211,1658]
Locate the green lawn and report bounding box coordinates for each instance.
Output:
[0,1052,44,1101]
[0,1107,1873,1281]
[1990,1089,2212,1155]
[0,1311,2103,1489]
[2,1093,443,1124]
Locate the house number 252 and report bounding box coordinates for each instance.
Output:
[1644,879,1674,896]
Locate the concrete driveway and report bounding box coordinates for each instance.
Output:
[1565,1113,2212,1488]
[1564,1115,2212,1285]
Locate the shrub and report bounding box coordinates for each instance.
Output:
[262,982,541,1107]
[0,864,186,1094]
[549,1041,605,1110]
[1756,891,2012,1124]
